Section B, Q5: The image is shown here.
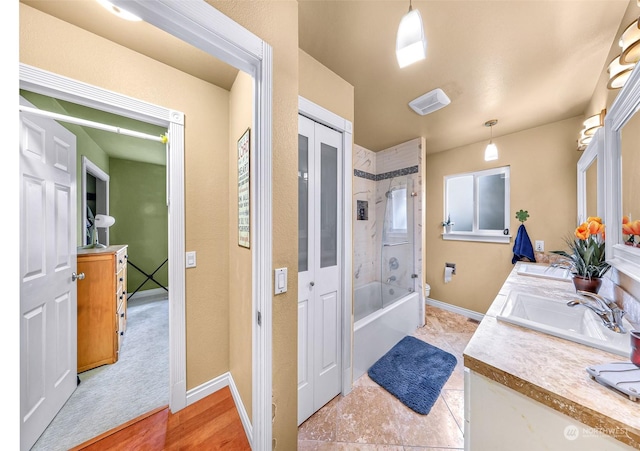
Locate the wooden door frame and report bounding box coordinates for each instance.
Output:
[299,97,353,396]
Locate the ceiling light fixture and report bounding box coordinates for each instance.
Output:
[619,18,640,64]
[484,119,498,161]
[96,0,142,21]
[396,0,427,68]
[607,55,635,89]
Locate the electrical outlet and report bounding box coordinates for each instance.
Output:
[535,240,544,252]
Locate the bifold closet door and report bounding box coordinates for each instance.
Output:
[297,114,343,425]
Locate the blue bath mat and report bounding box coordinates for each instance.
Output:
[368,335,457,415]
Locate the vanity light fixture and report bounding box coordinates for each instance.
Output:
[579,130,592,147]
[576,109,605,150]
[607,55,635,90]
[484,119,499,161]
[396,0,427,68]
[583,109,606,136]
[620,17,640,65]
[96,0,142,21]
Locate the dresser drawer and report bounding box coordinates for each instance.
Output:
[116,308,127,340]
[116,248,128,274]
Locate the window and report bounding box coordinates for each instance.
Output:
[389,187,408,233]
[444,166,511,243]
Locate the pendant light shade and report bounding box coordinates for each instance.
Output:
[484,142,498,161]
[396,4,427,68]
[484,120,498,161]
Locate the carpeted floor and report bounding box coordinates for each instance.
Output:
[32,296,169,451]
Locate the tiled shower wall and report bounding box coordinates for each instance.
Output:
[353,139,423,297]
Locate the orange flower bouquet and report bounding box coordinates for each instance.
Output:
[622,215,640,247]
[551,217,610,280]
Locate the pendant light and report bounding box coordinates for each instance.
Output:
[396,0,427,68]
[484,119,498,161]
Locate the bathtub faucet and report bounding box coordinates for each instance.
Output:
[386,276,396,284]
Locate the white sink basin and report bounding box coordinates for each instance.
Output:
[496,291,632,357]
[517,263,572,282]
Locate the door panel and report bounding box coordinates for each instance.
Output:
[298,114,342,426]
[20,97,77,451]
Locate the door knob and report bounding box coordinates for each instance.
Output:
[72,272,85,282]
[310,281,315,287]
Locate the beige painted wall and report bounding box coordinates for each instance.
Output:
[425,117,582,314]
[228,70,253,418]
[206,1,300,448]
[20,4,232,388]
[299,49,355,124]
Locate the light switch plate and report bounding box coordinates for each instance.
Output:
[186,251,197,268]
[275,267,287,294]
[535,240,544,252]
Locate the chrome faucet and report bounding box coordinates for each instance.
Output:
[567,291,627,334]
[386,275,396,284]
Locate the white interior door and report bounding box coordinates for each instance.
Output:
[20,97,78,451]
[298,114,342,426]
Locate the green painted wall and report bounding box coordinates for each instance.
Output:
[109,158,168,295]
[19,90,110,245]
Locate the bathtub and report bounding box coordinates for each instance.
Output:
[353,281,421,381]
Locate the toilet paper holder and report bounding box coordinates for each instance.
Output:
[445,262,456,275]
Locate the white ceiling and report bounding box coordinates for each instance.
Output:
[21,0,634,155]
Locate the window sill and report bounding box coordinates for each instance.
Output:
[442,232,512,244]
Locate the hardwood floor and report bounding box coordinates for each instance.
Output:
[70,386,251,450]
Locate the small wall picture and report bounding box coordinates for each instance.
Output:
[238,128,250,248]
[357,200,368,220]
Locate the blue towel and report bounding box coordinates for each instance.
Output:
[512,224,535,264]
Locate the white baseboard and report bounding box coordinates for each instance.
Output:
[425,298,484,322]
[186,372,253,446]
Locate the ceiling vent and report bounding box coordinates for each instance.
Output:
[409,88,451,116]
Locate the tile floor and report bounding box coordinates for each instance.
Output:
[298,305,480,451]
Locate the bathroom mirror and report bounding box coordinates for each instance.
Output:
[577,128,603,225]
[604,62,640,281]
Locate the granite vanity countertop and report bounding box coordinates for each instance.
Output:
[463,262,640,450]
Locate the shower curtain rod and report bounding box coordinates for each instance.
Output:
[19,105,168,143]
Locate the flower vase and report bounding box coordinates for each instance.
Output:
[572,275,602,294]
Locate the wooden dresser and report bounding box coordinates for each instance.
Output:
[77,244,128,373]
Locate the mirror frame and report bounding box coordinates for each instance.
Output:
[604,62,640,283]
[577,127,604,225]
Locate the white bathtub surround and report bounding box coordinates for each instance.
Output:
[353,145,378,287]
[353,139,423,301]
[353,282,421,381]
